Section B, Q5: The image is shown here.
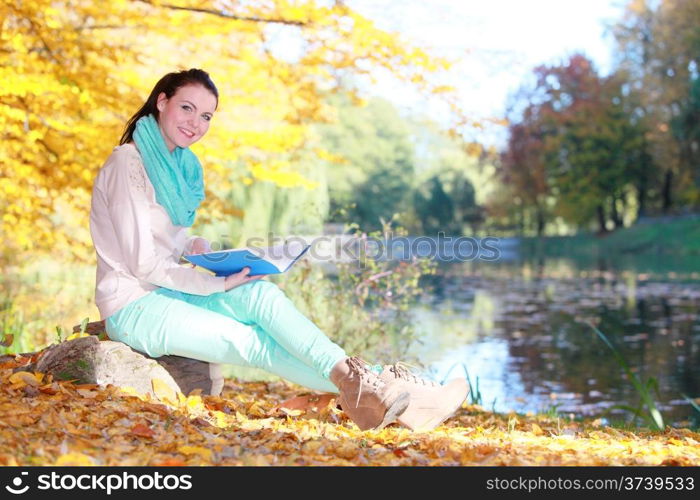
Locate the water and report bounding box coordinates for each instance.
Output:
[406,250,700,427]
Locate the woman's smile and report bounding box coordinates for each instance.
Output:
[178,127,195,139]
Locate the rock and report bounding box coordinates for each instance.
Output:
[27,336,222,397]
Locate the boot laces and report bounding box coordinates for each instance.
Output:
[389,362,438,386]
[347,356,384,408]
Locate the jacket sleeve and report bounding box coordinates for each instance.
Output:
[105,151,226,295]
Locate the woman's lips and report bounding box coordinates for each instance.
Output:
[178,127,194,138]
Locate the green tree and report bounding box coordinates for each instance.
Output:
[317,96,415,231]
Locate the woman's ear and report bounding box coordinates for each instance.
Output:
[156,92,167,112]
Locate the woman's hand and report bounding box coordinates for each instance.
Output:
[224,267,269,291]
[187,237,211,268]
[189,237,211,255]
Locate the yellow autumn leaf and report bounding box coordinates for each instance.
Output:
[178,446,212,461]
[530,423,544,436]
[118,386,146,400]
[151,378,179,405]
[185,395,205,412]
[211,410,231,429]
[65,332,91,341]
[9,371,42,387]
[55,452,96,466]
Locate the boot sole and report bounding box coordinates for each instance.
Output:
[374,391,411,430]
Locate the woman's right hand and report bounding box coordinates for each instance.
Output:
[224,267,269,291]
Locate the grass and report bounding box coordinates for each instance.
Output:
[520,216,700,258]
[465,371,482,406]
[587,322,665,431]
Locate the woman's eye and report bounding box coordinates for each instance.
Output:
[202,115,211,122]
[182,105,192,112]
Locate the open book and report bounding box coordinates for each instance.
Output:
[183,241,311,277]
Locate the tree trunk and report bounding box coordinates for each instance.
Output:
[662,169,673,213]
[535,207,545,237]
[596,205,608,234]
[610,195,623,229]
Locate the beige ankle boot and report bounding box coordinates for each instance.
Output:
[378,363,469,431]
[330,357,411,431]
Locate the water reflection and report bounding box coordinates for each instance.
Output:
[409,257,700,427]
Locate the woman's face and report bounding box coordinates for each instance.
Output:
[156,84,217,152]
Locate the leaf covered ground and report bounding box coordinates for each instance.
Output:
[0,355,698,466]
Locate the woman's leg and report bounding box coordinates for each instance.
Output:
[105,287,340,393]
[183,280,347,381]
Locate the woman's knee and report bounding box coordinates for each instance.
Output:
[241,279,284,303]
[224,279,285,316]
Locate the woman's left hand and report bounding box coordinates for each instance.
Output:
[187,237,211,268]
[189,237,211,255]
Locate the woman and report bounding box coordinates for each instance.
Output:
[90,68,468,431]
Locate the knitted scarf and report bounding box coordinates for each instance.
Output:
[133,114,204,227]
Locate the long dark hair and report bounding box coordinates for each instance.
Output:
[119,68,219,145]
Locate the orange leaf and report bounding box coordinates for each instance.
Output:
[131,423,155,439]
[152,458,187,466]
[38,384,59,395]
[141,403,170,416]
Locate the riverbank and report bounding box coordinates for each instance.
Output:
[518,216,700,258]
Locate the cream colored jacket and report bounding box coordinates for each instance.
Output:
[90,143,225,319]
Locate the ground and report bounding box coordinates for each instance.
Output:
[0,354,698,467]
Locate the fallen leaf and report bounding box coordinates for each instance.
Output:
[131,423,155,439]
[55,452,95,466]
[152,378,178,405]
[270,393,336,416]
[152,458,187,466]
[531,423,544,436]
[38,384,59,395]
[65,332,91,341]
[178,446,212,461]
[9,371,42,387]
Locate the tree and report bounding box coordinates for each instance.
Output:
[317,96,415,231]
[500,109,551,236]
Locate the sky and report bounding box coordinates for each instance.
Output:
[342,0,628,148]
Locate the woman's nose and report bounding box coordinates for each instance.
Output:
[186,115,198,130]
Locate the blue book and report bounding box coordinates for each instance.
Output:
[183,241,311,277]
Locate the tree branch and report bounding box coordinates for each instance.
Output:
[136,0,309,26]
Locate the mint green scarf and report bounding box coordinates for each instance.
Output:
[133,114,204,227]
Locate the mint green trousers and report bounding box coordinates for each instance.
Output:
[105,280,346,393]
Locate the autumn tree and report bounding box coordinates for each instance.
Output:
[499,106,552,236]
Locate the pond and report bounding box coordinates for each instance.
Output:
[405,243,700,428]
